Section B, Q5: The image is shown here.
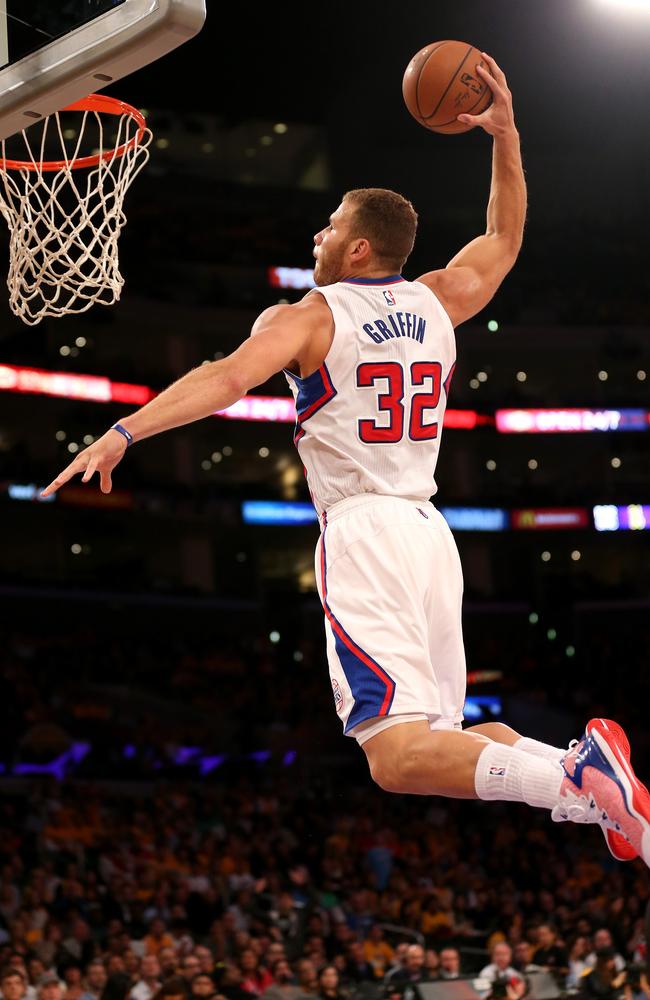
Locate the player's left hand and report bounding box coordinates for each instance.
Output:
[457,53,516,137]
[41,428,128,497]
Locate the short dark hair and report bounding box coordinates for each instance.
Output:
[1,969,26,985]
[191,974,214,986]
[343,188,418,272]
[152,978,189,1000]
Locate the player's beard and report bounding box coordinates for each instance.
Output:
[314,243,346,287]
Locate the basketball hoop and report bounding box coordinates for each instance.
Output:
[0,94,152,326]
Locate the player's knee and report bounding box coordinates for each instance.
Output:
[367,747,430,794]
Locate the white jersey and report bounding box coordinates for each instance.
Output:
[284,275,456,515]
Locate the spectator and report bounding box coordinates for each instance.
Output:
[2,970,27,1000]
[38,978,65,1000]
[217,963,256,1000]
[587,934,626,975]
[568,938,593,991]
[268,899,302,960]
[512,943,543,977]
[439,949,462,981]
[144,923,174,958]
[181,960,202,988]
[533,926,569,981]
[61,922,95,968]
[294,963,316,997]
[363,927,395,980]
[81,963,108,1000]
[316,968,345,1000]
[151,980,188,1000]
[62,966,85,1000]
[578,948,626,1000]
[27,961,47,991]
[424,953,439,981]
[158,952,179,981]
[261,960,302,1000]
[194,952,215,978]
[190,976,217,1000]
[100,974,134,1000]
[382,944,433,999]
[478,943,526,1000]
[343,943,374,985]
[239,951,273,997]
[5,960,36,1000]
[385,945,408,981]
[131,957,162,1000]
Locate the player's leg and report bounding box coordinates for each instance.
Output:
[465,720,638,862]
[359,716,650,868]
[465,722,566,760]
[360,718,565,806]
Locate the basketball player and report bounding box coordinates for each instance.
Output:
[42,54,650,865]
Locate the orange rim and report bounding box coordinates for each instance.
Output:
[0,94,148,172]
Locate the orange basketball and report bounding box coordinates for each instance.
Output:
[402,40,492,134]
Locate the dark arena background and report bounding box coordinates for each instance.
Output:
[1,4,650,1000]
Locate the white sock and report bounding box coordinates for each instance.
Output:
[475,742,564,809]
[514,736,566,763]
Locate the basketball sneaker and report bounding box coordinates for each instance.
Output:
[552,717,650,867]
[586,720,638,862]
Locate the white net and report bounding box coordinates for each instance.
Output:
[0,97,152,326]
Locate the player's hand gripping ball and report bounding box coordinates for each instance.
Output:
[402,40,492,134]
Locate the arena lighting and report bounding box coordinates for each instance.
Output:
[242,501,319,525]
[496,408,649,433]
[6,483,55,503]
[440,507,508,532]
[463,696,503,721]
[0,364,154,405]
[593,504,650,531]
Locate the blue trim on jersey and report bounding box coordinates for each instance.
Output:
[321,514,396,733]
[285,364,337,444]
[342,275,405,286]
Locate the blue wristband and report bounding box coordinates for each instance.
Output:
[111,423,134,447]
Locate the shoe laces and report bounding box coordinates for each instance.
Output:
[551,786,626,837]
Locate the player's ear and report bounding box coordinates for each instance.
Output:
[349,237,371,262]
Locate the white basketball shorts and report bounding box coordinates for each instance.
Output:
[314,494,466,743]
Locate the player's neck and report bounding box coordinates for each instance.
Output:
[340,269,402,281]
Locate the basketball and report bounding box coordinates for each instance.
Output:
[402,40,492,134]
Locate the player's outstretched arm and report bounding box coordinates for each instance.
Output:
[416,53,527,328]
[41,297,322,496]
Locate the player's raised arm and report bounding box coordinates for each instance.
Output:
[416,53,527,328]
[41,296,324,497]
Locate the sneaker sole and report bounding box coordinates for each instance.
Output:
[589,724,650,867]
[586,719,637,861]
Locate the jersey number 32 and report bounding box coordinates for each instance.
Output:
[356,361,442,443]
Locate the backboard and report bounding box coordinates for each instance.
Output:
[0,1,206,141]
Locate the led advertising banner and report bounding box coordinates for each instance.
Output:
[496,408,649,433]
[511,508,590,530]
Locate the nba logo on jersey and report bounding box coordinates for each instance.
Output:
[383,289,396,306]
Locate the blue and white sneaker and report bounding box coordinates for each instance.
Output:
[552,718,650,867]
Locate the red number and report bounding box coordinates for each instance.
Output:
[356,361,444,444]
[409,361,442,440]
[356,362,404,443]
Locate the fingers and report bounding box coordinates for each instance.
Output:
[81,456,99,484]
[100,469,113,494]
[480,51,508,89]
[40,457,86,497]
[475,62,507,102]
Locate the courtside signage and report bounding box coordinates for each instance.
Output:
[496,408,649,433]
